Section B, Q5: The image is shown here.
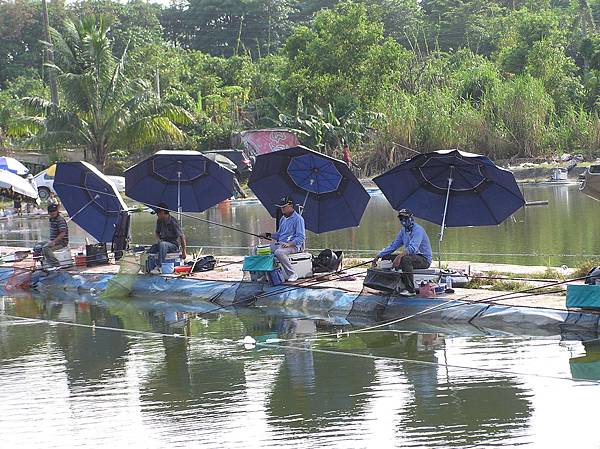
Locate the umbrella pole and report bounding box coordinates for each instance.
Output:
[438,172,453,268]
[177,171,182,223]
[300,190,310,215]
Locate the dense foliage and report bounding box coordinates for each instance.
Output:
[2,0,600,171]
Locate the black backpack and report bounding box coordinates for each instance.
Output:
[188,255,216,272]
[312,249,342,273]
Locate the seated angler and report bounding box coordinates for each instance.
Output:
[259,195,305,282]
[41,203,69,267]
[149,203,187,269]
[372,208,433,297]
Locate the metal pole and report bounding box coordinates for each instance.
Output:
[438,167,454,268]
[177,170,182,223]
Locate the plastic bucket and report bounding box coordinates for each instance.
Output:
[256,244,272,256]
[75,255,86,267]
[161,262,175,274]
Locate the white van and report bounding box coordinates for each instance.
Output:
[33,164,125,201]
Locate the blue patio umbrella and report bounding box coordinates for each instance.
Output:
[54,162,128,242]
[124,150,234,214]
[373,149,525,263]
[248,146,370,233]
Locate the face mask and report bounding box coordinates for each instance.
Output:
[400,217,414,231]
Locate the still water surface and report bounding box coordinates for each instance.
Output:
[1,184,598,266]
[1,292,600,448]
[2,184,600,446]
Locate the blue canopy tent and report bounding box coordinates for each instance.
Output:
[248,146,370,233]
[373,149,525,265]
[124,150,235,216]
[54,162,128,243]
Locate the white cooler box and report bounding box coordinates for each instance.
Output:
[42,247,73,269]
[289,252,313,278]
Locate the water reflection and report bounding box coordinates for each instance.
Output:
[1,293,599,447]
[2,185,600,265]
[570,340,600,381]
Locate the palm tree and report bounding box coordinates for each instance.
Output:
[24,16,193,168]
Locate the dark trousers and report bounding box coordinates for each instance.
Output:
[383,253,430,292]
[148,241,179,268]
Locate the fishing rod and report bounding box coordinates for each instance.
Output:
[339,274,591,336]
[139,201,272,241]
[170,258,376,319]
[4,313,600,385]
[51,181,273,241]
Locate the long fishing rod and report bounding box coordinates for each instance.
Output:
[139,201,272,241]
[340,275,591,336]
[251,274,591,347]
[51,181,272,241]
[4,313,599,385]
[150,258,376,319]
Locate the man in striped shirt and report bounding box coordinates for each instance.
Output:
[43,203,69,267]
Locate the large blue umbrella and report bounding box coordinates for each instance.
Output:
[373,149,525,262]
[248,146,370,233]
[54,162,128,242]
[124,150,234,213]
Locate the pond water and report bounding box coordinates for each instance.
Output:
[2,185,600,446]
[1,292,600,448]
[1,184,598,266]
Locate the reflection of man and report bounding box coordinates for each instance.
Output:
[259,195,305,282]
[373,208,432,296]
[148,203,186,267]
[43,203,69,267]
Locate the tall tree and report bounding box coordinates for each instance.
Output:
[23,16,193,168]
[160,0,295,57]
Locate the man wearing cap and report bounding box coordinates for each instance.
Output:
[373,208,432,296]
[259,195,305,282]
[148,203,187,269]
[42,203,69,267]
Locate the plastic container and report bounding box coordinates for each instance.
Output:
[161,262,175,274]
[256,244,272,256]
[174,265,191,274]
[75,254,86,267]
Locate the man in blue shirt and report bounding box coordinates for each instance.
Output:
[373,208,432,296]
[259,195,306,282]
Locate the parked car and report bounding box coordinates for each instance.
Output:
[33,164,125,201]
[203,149,253,180]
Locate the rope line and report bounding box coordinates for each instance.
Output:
[0,313,596,385]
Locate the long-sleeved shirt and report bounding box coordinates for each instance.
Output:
[378,223,432,263]
[272,211,305,248]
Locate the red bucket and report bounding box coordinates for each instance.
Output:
[75,255,87,267]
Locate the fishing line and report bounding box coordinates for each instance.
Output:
[1,313,597,385]
[336,275,590,337]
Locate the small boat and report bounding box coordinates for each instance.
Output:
[579,164,600,201]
